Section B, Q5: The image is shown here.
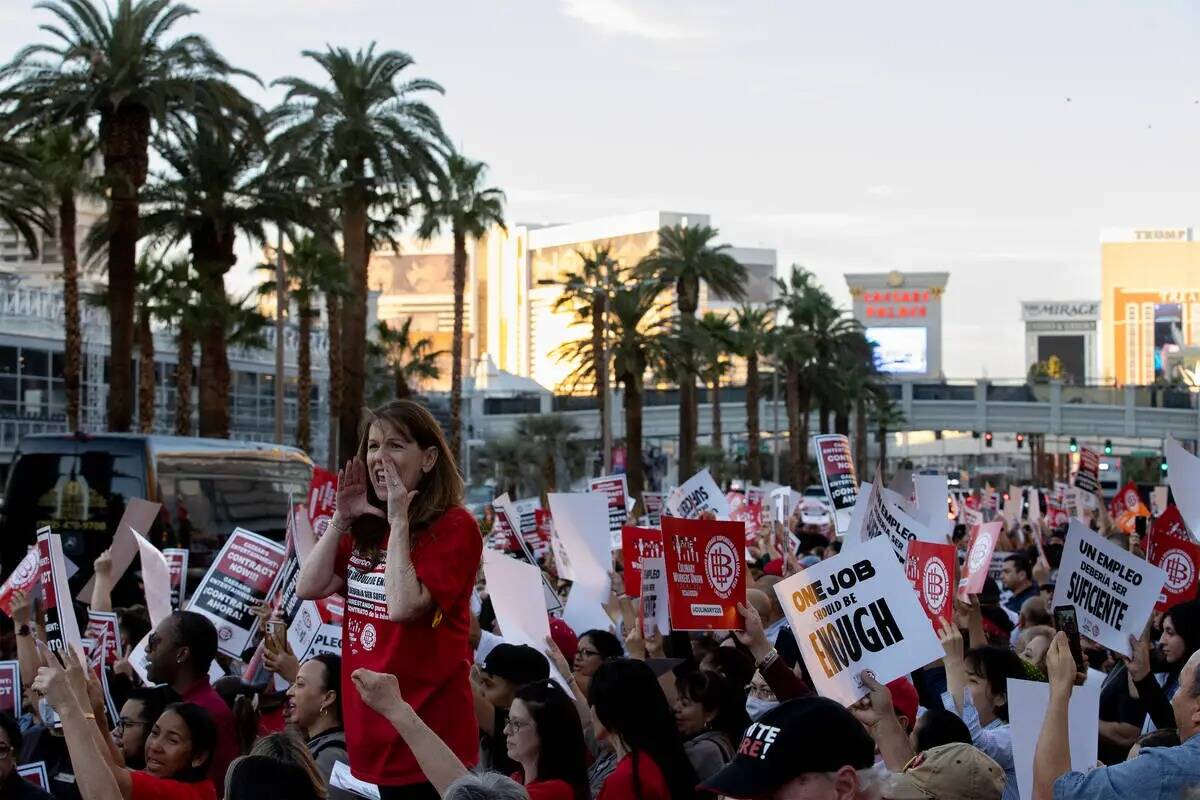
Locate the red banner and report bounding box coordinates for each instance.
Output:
[662,517,746,630]
[0,550,40,616]
[959,522,1002,599]
[308,467,338,538]
[0,661,19,718]
[1146,506,1200,611]
[620,526,664,598]
[1110,482,1150,535]
[905,540,956,628]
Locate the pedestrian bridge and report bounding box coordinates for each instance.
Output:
[472,379,1200,443]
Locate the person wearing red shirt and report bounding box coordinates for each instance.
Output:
[504,681,590,800]
[298,400,482,800]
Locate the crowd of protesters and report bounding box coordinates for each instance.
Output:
[1,398,1199,800]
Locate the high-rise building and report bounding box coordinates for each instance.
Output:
[0,201,105,288]
[1020,300,1099,383]
[845,271,949,380]
[1100,227,1200,386]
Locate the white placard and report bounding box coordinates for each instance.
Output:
[548,493,612,577]
[769,486,802,524]
[773,535,943,706]
[588,474,630,548]
[1007,678,1100,800]
[842,482,875,547]
[859,478,947,562]
[1052,520,1166,657]
[481,550,569,691]
[77,498,161,601]
[913,474,953,539]
[1167,436,1200,540]
[638,556,670,636]
[133,528,174,627]
[666,469,730,519]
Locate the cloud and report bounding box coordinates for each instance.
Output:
[560,0,702,40]
[866,184,895,197]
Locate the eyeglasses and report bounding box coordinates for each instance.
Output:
[745,683,777,701]
[576,648,601,659]
[116,718,146,732]
[503,717,532,734]
[0,745,12,758]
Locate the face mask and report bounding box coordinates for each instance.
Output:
[745,696,779,721]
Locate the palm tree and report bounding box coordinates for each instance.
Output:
[0,138,50,257]
[733,304,774,484]
[514,414,587,501]
[0,0,253,431]
[636,224,746,479]
[147,257,201,436]
[275,45,448,463]
[694,312,737,448]
[869,391,905,483]
[418,153,506,461]
[26,127,98,431]
[368,317,444,402]
[134,256,158,432]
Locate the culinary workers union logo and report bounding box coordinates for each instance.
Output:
[968,533,993,572]
[922,559,950,613]
[1162,549,1195,592]
[704,536,740,599]
[360,622,378,652]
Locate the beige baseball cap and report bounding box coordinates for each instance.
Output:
[885,743,1006,800]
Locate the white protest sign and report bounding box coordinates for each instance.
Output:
[638,556,670,636]
[481,550,570,691]
[769,486,802,525]
[290,501,317,565]
[842,482,875,547]
[77,498,161,601]
[913,474,953,539]
[860,476,946,563]
[588,474,630,548]
[1007,678,1099,800]
[1052,520,1166,657]
[187,529,288,657]
[37,527,82,656]
[548,493,614,634]
[133,529,173,627]
[812,435,859,534]
[642,492,665,528]
[666,469,730,519]
[1167,436,1200,540]
[773,535,943,706]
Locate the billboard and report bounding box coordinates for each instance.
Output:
[866,326,928,374]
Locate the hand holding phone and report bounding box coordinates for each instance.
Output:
[1053,605,1085,673]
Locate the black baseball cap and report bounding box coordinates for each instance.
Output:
[480,644,550,685]
[700,697,875,798]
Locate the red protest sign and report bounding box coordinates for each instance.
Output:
[662,517,746,630]
[308,467,337,538]
[620,527,664,598]
[905,541,955,627]
[0,661,20,718]
[1076,448,1101,495]
[959,521,1002,599]
[1110,482,1150,535]
[0,550,40,616]
[84,610,121,666]
[1146,506,1200,612]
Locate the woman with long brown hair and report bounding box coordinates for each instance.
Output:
[298,400,483,800]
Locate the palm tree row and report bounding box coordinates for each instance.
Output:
[555,223,894,495]
[0,0,504,464]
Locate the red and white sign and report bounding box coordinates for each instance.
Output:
[164,548,189,609]
[0,661,20,717]
[308,467,337,539]
[959,522,1003,598]
[1109,482,1150,535]
[187,529,288,657]
[84,610,121,666]
[17,763,49,790]
[1075,448,1101,497]
[37,527,82,657]
[662,517,745,630]
[814,435,859,534]
[642,492,665,528]
[589,474,630,548]
[620,527,664,598]
[0,550,40,616]
[1146,506,1200,612]
[905,541,956,628]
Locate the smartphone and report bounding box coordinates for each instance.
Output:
[1053,605,1085,672]
[266,620,285,653]
[1135,516,1148,538]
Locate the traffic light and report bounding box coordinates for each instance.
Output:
[1161,460,1169,476]
[1016,433,1025,449]
[1104,439,1113,455]
[1069,437,1079,453]
[984,432,993,448]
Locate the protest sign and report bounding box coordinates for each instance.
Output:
[642,491,665,528]
[858,474,946,563]
[620,526,663,598]
[1145,505,1200,611]
[842,482,875,547]
[549,493,614,636]
[1167,436,1200,539]
[774,535,943,706]
[768,486,802,525]
[1053,520,1165,657]
[308,595,344,658]
[913,474,952,538]
[1108,481,1149,535]
[514,497,543,542]
[76,498,161,601]
[481,549,569,691]
[187,529,287,657]
[0,661,19,717]
[134,529,173,627]
[639,556,670,636]
[37,527,82,657]
[287,498,316,565]
[17,763,49,791]
[959,522,1003,598]
[667,469,730,520]
[1008,678,1099,800]
[904,541,955,628]
[1075,447,1100,499]
[661,516,746,630]
[589,474,630,548]
[84,610,120,666]
[308,467,337,538]
[270,555,324,664]
[1027,487,1042,526]
[164,548,189,609]
[813,435,859,534]
[1152,485,1169,517]
[496,495,562,615]
[0,549,40,615]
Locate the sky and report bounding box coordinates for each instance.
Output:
[4,0,1200,379]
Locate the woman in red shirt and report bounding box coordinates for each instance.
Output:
[505,681,590,800]
[589,660,698,800]
[297,400,482,800]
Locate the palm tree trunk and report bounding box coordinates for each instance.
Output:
[795,383,812,488]
[592,299,607,471]
[394,367,411,400]
[100,106,150,433]
[449,225,468,464]
[853,398,868,479]
[297,305,313,453]
[193,227,234,439]
[137,302,155,433]
[710,374,722,447]
[326,291,342,470]
[59,192,81,431]
[835,408,850,436]
[878,426,889,483]
[819,402,832,435]
[338,197,369,464]
[624,373,645,504]
[745,353,761,485]
[785,368,801,487]
[175,326,194,436]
